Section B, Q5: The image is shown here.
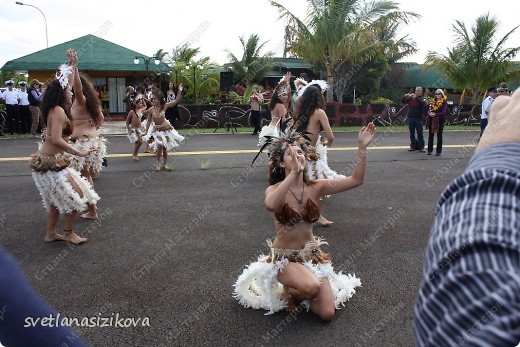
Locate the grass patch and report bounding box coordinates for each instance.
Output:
[176,124,480,134]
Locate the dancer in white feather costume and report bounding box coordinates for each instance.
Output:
[291,82,346,226]
[67,62,106,220]
[258,72,294,148]
[125,94,147,160]
[30,49,99,244]
[143,87,185,171]
[235,126,376,319]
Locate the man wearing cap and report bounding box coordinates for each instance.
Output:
[1,80,20,134]
[497,82,509,97]
[18,81,31,134]
[480,86,497,139]
[28,79,45,138]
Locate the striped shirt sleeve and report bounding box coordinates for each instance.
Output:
[414,142,520,346]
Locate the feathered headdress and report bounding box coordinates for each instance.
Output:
[275,76,291,96]
[297,80,329,99]
[55,63,74,89]
[251,130,318,166]
[294,78,308,92]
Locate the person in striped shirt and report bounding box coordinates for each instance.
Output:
[414,87,520,346]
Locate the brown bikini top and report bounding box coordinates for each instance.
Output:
[275,198,320,226]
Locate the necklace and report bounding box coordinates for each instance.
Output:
[288,182,305,205]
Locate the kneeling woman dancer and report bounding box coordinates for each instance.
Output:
[234,123,376,320]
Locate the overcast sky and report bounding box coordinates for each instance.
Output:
[0,0,519,70]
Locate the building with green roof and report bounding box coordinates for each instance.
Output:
[1,34,170,113]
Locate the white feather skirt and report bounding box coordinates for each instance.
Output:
[306,141,346,181]
[258,124,280,148]
[233,240,361,315]
[32,167,100,214]
[68,135,107,174]
[143,121,184,152]
[127,128,143,144]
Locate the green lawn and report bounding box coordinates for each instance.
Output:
[176,124,480,134]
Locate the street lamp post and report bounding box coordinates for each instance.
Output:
[186,63,203,104]
[134,56,160,72]
[16,2,48,48]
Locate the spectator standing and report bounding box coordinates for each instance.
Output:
[164,82,181,127]
[497,82,509,96]
[28,79,45,138]
[2,80,20,134]
[480,86,497,138]
[425,89,448,156]
[17,81,31,134]
[401,87,427,152]
[249,86,264,135]
[100,84,109,114]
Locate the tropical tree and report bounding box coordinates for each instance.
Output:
[166,44,220,104]
[424,13,520,104]
[153,48,168,62]
[271,0,418,102]
[0,70,16,86]
[225,34,277,86]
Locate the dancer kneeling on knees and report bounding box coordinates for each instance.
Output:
[234,123,376,320]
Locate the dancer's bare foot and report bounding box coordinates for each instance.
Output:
[316,215,333,227]
[283,285,297,312]
[45,232,66,243]
[80,213,98,220]
[132,155,139,161]
[155,162,161,171]
[62,230,87,244]
[163,162,172,171]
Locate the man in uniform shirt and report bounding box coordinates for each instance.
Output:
[18,81,31,134]
[1,80,20,134]
[480,86,497,139]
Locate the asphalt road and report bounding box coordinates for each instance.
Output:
[0,130,480,347]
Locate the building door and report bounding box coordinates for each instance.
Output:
[108,77,126,113]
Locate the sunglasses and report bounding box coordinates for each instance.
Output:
[435,93,442,95]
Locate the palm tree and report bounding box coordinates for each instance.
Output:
[225,34,277,86]
[424,13,520,104]
[153,49,168,62]
[271,0,418,102]
[167,43,201,87]
[166,44,220,104]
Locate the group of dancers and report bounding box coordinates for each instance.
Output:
[29,49,188,245]
[124,84,184,170]
[234,72,377,320]
[29,51,375,320]
[30,49,104,245]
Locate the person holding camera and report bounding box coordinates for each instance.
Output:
[249,86,264,135]
[28,79,46,138]
[401,87,427,152]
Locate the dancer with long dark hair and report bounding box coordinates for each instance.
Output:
[29,49,99,244]
[235,123,376,319]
